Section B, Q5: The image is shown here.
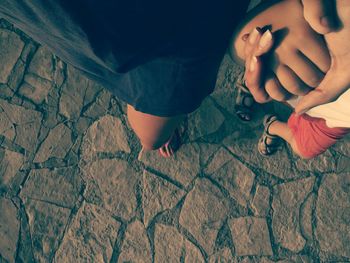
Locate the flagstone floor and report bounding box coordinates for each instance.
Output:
[0,18,349,263]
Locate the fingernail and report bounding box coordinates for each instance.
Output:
[258,30,272,49]
[250,56,257,72]
[248,28,260,45]
[242,33,249,41]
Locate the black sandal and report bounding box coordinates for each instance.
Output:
[258,114,281,156]
[235,78,255,121]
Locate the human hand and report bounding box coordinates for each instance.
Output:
[301,0,338,34]
[231,0,331,103]
[295,0,350,114]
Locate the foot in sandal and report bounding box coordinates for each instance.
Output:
[235,78,255,121]
[258,114,281,156]
[158,129,181,158]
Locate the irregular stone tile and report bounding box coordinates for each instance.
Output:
[59,65,101,119]
[187,98,225,141]
[251,185,270,217]
[179,178,229,255]
[208,248,234,263]
[27,46,55,81]
[0,103,16,140]
[81,115,130,159]
[142,170,185,226]
[83,89,111,119]
[0,198,20,263]
[54,202,120,263]
[316,173,350,258]
[336,155,350,173]
[272,177,315,252]
[207,149,255,207]
[82,159,140,220]
[204,147,234,175]
[34,123,73,163]
[0,99,42,151]
[300,193,316,241]
[0,148,24,192]
[229,217,273,256]
[332,135,350,156]
[18,74,53,104]
[294,150,336,174]
[25,199,70,263]
[140,143,201,187]
[223,132,293,180]
[0,29,24,83]
[154,224,204,262]
[118,220,151,262]
[20,167,82,208]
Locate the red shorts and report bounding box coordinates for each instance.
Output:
[287,113,350,158]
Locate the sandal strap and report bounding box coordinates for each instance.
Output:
[263,114,279,138]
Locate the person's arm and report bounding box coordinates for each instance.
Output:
[295,0,350,114]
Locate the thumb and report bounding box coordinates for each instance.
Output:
[295,68,350,114]
[301,0,337,34]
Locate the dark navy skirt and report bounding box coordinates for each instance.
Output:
[0,0,248,116]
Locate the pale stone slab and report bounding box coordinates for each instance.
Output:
[25,199,70,263]
[142,170,185,226]
[251,185,270,217]
[332,134,350,156]
[118,220,152,263]
[154,224,204,263]
[83,89,111,119]
[19,74,53,104]
[179,178,229,255]
[294,150,336,174]
[206,148,255,207]
[59,65,101,119]
[0,99,42,151]
[81,115,130,160]
[82,159,140,220]
[208,248,234,263]
[316,173,350,258]
[34,123,73,163]
[187,98,225,141]
[229,217,273,256]
[140,143,201,187]
[20,167,82,208]
[0,148,24,191]
[0,198,20,263]
[0,29,24,83]
[300,193,316,241]
[272,177,315,252]
[224,131,293,180]
[27,46,55,81]
[204,147,234,175]
[54,202,120,263]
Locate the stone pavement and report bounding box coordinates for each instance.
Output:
[0,17,350,263]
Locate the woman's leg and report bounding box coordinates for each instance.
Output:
[126,104,184,151]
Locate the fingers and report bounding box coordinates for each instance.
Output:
[243,28,271,103]
[296,31,331,73]
[295,67,350,114]
[301,0,337,34]
[283,50,325,88]
[244,55,271,103]
[273,65,310,97]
